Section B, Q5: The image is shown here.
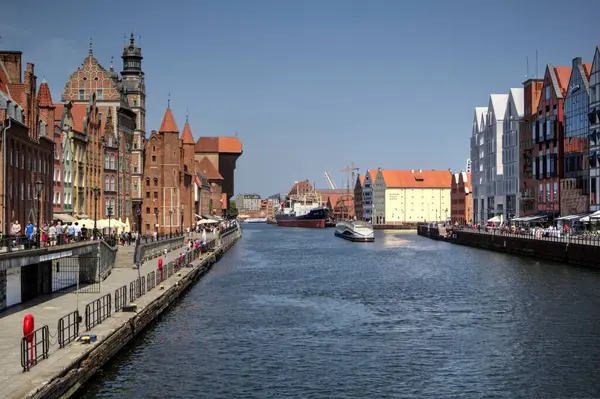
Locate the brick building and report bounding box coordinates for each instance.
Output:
[61,44,138,222]
[533,64,571,217]
[194,171,211,217]
[519,78,543,216]
[141,105,193,234]
[0,51,54,233]
[561,57,592,215]
[450,171,472,225]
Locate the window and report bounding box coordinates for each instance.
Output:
[110,177,116,191]
[154,178,158,186]
[133,99,138,107]
[97,89,103,100]
[545,86,551,100]
[154,191,158,199]
[152,155,156,162]
[78,89,85,100]
[107,136,113,147]
[146,191,150,199]
[105,176,110,191]
[110,154,116,169]
[146,207,150,214]
[134,166,138,173]
[98,112,103,124]
[104,155,110,169]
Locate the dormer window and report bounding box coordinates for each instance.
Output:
[78,89,85,100]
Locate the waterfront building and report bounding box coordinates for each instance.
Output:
[483,94,509,221]
[61,43,138,222]
[502,88,524,219]
[373,169,452,224]
[235,193,261,211]
[589,46,600,210]
[362,170,377,222]
[0,52,54,233]
[141,106,193,234]
[450,171,472,225]
[562,57,592,215]
[194,171,211,217]
[470,106,487,224]
[194,137,242,211]
[533,64,571,217]
[353,174,364,220]
[196,155,224,215]
[519,78,544,216]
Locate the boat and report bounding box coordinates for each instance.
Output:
[275,207,330,228]
[334,220,375,242]
[244,217,267,223]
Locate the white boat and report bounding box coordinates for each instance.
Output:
[334,220,374,242]
[244,218,267,223]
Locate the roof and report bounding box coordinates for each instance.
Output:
[195,136,242,153]
[553,66,572,97]
[488,94,509,121]
[197,156,223,180]
[474,107,487,132]
[507,88,524,118]
[379,169,453,189]
[7,83,25,107]
[159,107,179,133]
[359,175,365,185]
[37,80,54,108]
[181,121,195,144]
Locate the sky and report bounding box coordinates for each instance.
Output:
[2,0,599,197]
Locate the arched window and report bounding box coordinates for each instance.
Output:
[110,154,116,169]
[105,176,110,191]
[154,177,158,186]
[145,177,150,187]
[110,176,116,191]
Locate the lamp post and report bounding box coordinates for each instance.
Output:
[107,205,113,240]
[154,208,159,238]
[35,180,43,248]
[92,187,100,240]
[169,210,173,238]
[180,206,184,235]
[134,203,142,275]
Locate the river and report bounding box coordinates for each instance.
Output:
[78,224,600,398]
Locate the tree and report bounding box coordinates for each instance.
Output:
[228,200,238,217]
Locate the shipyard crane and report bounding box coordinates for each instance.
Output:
[324,172,337,190]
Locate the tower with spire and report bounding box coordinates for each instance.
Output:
[121,32,146,208]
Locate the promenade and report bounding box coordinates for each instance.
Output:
[451,226,600,246]
[0,233,215,399]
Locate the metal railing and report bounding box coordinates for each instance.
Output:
[21,325,49,372]
[85,293,112,331]
[147,271,155,291]
[115,285,127,312]
[57,310,80,348]
[129,281,136,303]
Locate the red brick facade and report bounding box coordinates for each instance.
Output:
[451,172,472,225]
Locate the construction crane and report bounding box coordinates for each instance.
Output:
[324,172,337,190]
[340,162,360,191]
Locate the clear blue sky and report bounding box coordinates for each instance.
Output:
[2,0,599,197]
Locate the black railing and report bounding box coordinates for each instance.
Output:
[115,285,127,312]
[137,232,184,245]
[57,310,80,348]
[451,225,600,246]
[129,281,136,303]
[135,278,141,298]
[147,271,155,291]
[167,262,174,278]
[140,276,146,296]
[21,325,49,372]
[85,293,112,331]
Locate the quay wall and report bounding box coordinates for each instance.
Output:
[27,228,242,399]
[417,226,600,268]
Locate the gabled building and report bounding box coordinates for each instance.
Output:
[353,174,364,220]
[502,88,524,219]
[533,64,571,217]
[483,94,509,221]
[469,106,487,224]
[451,172,472,225]
[588,46,600,210]
[519,78,544,216]
[194,172,211,217]
[196,156,223,215]
[0,51,54,232]
[562,57,592,215]
[362,170,377,222]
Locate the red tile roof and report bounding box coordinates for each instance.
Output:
[553,66,572,96]
[181,121,195,144]
[70,103,88,133]
[7,83,25,107]
[37,81,54,107]
[159,107,179,133]
[582,63,592,79]
[197,156,223,180]
[195,136,242,153]
[380,169,452,189]
[359,175,365,185]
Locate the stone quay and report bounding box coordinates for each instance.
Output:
[0,227,241,399]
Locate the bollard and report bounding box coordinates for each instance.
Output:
[23,314,34,365]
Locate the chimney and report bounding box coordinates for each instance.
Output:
[0,51,22,83]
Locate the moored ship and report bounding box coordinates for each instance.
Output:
[334,220,374,242]
[275,207,330,228]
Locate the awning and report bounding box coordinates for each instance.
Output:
[194,214,202,219]
[556,213,590,221]
[513,214,549,223]
[196,219,219,225]
[53,213,77,223]
[487,216,501,223]
[580,210,600,222]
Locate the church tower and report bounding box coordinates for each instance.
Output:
[121,33,146,213]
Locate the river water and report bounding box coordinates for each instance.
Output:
[79,224,600,398]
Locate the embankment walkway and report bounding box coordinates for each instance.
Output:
[0,232,229,399]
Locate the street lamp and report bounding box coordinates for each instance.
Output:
[35,180,43,248]
[107,205,113,240]
[180,206,184,235]
[92,187,100,240]
[154,208,159,237]
[169,210,173,238]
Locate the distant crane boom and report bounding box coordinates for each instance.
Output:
[324,172,337,190]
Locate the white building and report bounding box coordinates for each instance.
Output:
[589,46,600,211]
[502,88,524,219]
[362,170,376,222]
[470,107,487,224]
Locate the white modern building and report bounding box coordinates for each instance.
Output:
[589,46,600,211]
[470,107,487,224]
[502,88,524,219]
[362,170,376,222]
